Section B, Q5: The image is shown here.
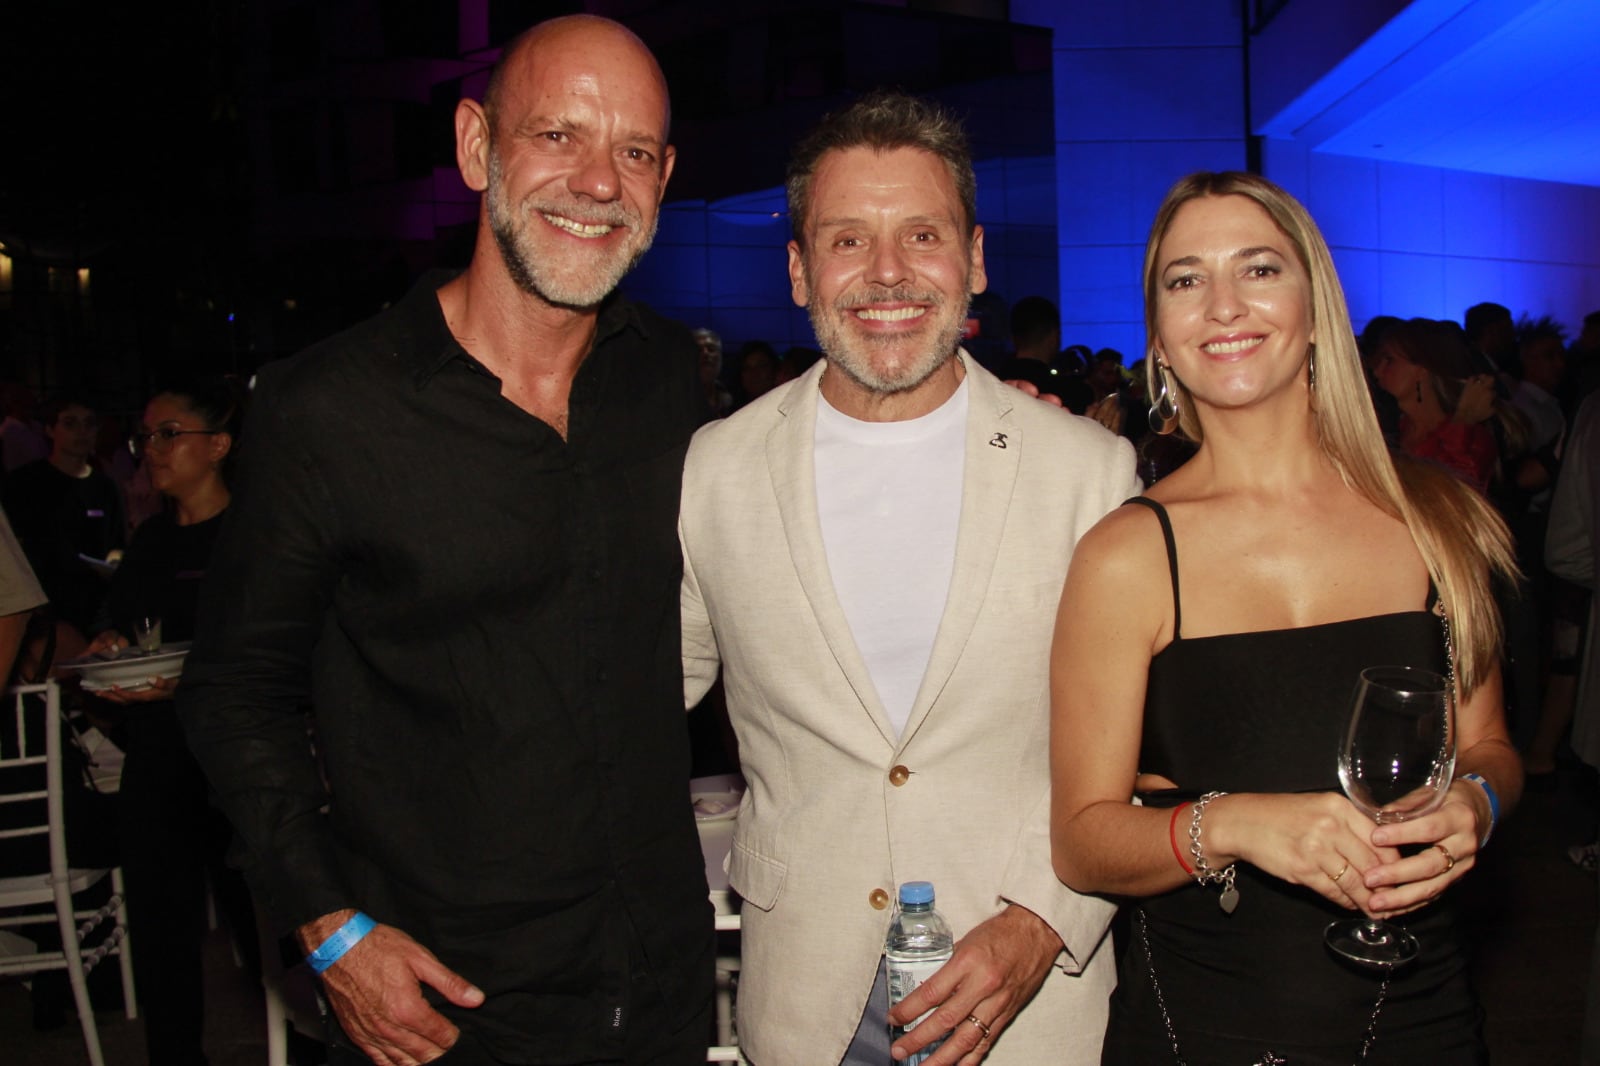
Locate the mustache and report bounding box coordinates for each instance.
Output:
[524,198,638,229]
[833,285,943,312]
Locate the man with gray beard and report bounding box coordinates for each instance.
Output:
[679,91,1136,1065]
[179,16,713,1066]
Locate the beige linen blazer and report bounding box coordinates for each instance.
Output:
[681,355,1140,1066]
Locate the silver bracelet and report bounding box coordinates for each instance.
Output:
[1187,791,1239,914]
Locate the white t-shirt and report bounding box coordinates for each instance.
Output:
[0,509,44,616]
[814,380,968,737]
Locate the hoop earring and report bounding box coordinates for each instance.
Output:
[1148,360,1181,436]
[1307,346,1317,391]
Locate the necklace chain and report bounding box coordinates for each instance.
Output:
[1135,908,1390,1066]
[1135,602,1443,1063]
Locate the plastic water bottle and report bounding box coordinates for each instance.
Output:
[886,880,954,1063]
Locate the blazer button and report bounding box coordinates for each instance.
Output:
[888,764,911,786]
[869,888,891,910]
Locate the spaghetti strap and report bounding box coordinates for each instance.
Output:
[1123,496,1182,640]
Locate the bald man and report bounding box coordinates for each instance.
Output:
[180,17,713,1066]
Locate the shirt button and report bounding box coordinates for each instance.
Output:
[888,765,911,786]
[869,888,890,910]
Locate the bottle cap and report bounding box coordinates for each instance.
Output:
[898,880,935,905]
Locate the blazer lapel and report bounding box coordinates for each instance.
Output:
[768,363,899,745]
[900,355,1020,746]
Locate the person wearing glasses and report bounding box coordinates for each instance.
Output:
[80,375,255,1066]
[1,392,125,641]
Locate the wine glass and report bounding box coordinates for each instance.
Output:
[1324,665,1456,967]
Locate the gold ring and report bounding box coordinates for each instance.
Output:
[1330,861,1349,882]
[966,1014,992,1039]
[1433,842,1456,874]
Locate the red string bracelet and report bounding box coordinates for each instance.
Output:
[1169,803,1195,875]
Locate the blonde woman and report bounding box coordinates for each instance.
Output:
[1050,172,1521,1064]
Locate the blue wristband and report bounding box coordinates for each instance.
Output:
[1461,772,1500,847]
[307,911,377,974]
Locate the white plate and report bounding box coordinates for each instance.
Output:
[58,642,192,691]
[692,790,742,822]
[76,553,119,577]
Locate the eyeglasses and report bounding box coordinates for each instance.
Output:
[128,427,222,454]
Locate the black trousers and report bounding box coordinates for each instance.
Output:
[323,961,714,1066]
[117,703,256,1066]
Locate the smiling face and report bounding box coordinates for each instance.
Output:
[468,18,676,310]
[788,145,984,405]
[1152,194,1313,420]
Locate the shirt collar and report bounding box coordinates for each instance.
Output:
[400,270,654,390]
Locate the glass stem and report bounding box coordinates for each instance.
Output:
[1355,920,1391,946]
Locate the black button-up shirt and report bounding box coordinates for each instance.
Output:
[179,273,713,1061]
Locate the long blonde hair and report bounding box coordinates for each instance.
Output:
[1141,172,1517,696]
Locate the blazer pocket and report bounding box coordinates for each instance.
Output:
[729,836,787,912]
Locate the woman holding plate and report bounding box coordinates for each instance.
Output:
[81,375,254,1066]
[1049,173,1522,1064]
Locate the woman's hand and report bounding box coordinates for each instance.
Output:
[1210,792,1401,915]
[1359,779,1484,916]
[1452,375,1496,425]
[93,675,179,704]
[1358,668,1519,917]
[84,630,130,657]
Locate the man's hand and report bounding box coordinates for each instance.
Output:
[298,910,484,1066]
[887,904,1062,1065]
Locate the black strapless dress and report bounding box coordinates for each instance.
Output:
[1101,498,1485,1066]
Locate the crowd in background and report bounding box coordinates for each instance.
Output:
[0,375,258,1066]
[3,273,1599,1064]
[681,297,1600,831]
[9,301,1600,797]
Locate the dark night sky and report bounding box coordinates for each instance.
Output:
[0,1,1047,384]
[0,3,243,262]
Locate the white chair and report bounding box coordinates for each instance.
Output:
[709,909,742,1061]
[259,902,325,1066]
[706,919,745,1063]
[694,774,746,1063]
[0,680,136,1066]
